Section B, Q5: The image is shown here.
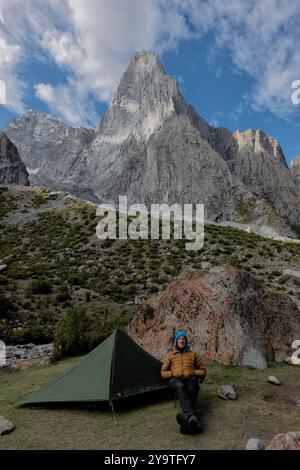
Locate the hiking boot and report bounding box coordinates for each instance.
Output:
[187,414,202,434]
[192,409,201,420]
[176,412,189,434]
[180,425,189,434]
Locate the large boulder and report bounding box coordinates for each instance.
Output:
[266,432,300,450]
[127,269,300,368]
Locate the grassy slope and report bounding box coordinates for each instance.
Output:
[1,185,300,345]
[0,357,299,450]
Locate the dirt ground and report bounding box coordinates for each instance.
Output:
[0,357,299,450]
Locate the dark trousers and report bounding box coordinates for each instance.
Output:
[169,377,200,416]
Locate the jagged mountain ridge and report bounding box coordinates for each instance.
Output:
[4,51,300,237]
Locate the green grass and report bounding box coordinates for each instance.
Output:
[0,358,299,450]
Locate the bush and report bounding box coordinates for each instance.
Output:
[142,305,155,320]
[9,325,51,344]
[0,295,16,318]
[87,310,131,350]
[52,308,131,359]
[67,273,84,286]
[32,194,46,208]
[85,291,91,302]
[53,308,89,358]
[270,270,281,277]
[56,286,71,303]
[278,275,289,285]
[102,238,114,248]
[149,285,159,293]
[28,279,52,294]
[0,275,8,285]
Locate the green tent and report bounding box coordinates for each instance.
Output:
[17,330,168,407]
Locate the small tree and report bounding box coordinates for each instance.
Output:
[53,308,89,359]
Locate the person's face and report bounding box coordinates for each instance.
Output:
[177,336,186,348]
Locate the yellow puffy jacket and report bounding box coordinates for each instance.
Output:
[161,347,206,380]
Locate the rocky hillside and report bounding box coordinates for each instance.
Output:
[0,185,299,348]
[4,51,300,238]
[0,133,29,186]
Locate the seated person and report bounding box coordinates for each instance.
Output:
[161,330,206,434]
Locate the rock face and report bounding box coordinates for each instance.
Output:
[5,111,95,197]
[214,129,300,227]
[0,133,29,185]
[5,51,300,237]
[127,270,300,368]
[291,155,300,183]
[266,432,300,450]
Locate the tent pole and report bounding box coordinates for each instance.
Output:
[109,399,117,426]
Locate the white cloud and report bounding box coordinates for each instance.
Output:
[0,0,300,124]
[0,34,23,111]
[183,0,300,119]
[34,81,98,127]
[0,0,192,124]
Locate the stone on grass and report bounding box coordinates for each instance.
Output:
[0,416,15,435]
[218,384,237,400]
[268,376,281,385]
[246,438,265,450]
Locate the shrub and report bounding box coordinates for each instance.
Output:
[87,310,132,350]
[142,305,155,320]
[53,308,89,358]
[270,270,281,277]
[0,295,16,318]
[32,194,46,208]
[149,285,159,293]
[8,325,51,344]
[56,286,71,303]
[102,238,114,248]
[28,279,53,294]
[85,291,91,302]
[67,273,85,285]
[0,275,8,285]
[278,276,289,285]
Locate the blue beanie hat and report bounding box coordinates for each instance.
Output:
[175,330,188,343]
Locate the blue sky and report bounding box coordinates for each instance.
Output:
[0,0,300,165]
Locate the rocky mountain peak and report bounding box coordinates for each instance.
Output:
[5,110,95,188]
[291,154,300,167]
[233,128,287,168]
[129,50,166,75]
[99,50,179,142]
